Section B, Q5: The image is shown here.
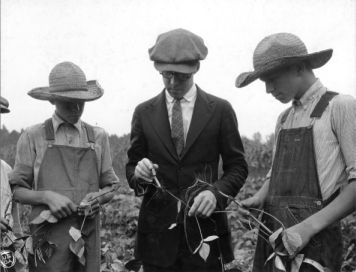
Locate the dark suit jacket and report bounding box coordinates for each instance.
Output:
[126,86,248,267]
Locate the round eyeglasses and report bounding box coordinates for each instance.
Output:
[160,71,192,81]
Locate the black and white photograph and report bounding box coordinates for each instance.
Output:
[1,0,355,271]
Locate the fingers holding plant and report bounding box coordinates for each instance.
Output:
[188,190,217,218]
[134,158,159,183]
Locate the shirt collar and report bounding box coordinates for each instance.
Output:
[292,79,325,108]
[52,112,82,133]
[165,84,197,103]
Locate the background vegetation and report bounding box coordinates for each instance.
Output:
[1,127,355,271]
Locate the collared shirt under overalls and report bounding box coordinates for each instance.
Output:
[253,92,343,272]
[29,119,100,272]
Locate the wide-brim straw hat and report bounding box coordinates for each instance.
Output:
[149,28,208,74]
[28,62,104,101]
[236,33,333,88]
[0,96,10,113]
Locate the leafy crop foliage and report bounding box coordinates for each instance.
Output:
[1,128,355,271]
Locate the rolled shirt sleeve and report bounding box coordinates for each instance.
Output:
[98,129,119,188]
[9,131,35,189]
[331,95,356,181]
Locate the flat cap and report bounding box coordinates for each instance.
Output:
[149,28,208,73]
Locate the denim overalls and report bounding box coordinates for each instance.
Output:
[29,119,100,272]
[253,92,343,272]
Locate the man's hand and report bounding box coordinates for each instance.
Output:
[188,190,217,217]
[43,191,77,220]
[78,192,101,218]
[134,158,158,183]
[0,217,11,231]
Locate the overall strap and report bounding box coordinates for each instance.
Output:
[44,118,55,141]
[83,122,96,144]
[310,91,338,118]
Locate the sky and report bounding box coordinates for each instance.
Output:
[1,0,355,139]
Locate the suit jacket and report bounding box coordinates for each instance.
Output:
[126,86,248,267]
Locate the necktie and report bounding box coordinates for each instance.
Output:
[171,98,184,156]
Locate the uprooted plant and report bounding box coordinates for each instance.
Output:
[138,165,329,272]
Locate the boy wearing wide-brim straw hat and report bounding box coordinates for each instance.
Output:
[10,62,119,272]
[239,33,356,272]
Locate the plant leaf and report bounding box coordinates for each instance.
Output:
[274,255,286,271]
[25,236,34,255]
[265,252,276,265]
[14,250,26,265]
[269,227,283,250]
[69,226,82,242]
[168,223,177,230]
[203,235,219,242]
[177,200,181,213]
[282,230,303,257]
[303,258,325,272]
[69,237,85,266]
[30,210,58,224]
[291,254,304,272]
[198,242,210,262]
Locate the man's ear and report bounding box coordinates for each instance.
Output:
[295,62,308,75]
[195,62,200,73]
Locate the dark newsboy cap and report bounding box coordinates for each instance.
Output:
[149,28,208,73]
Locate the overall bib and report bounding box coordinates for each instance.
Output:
[253,92,343,272]
[29,119,100,272]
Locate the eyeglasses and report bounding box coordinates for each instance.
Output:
[160,71,192,81]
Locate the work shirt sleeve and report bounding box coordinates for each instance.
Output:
[9,130,35,189]
[331,95,356,182]
[98,129,120,188]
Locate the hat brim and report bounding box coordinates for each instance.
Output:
[236,49,333,88]
[154,62,199,74]
[28,80,104,101]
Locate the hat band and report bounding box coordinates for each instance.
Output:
[49,85,88,93]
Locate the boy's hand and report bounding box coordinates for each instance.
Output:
[43,191,77,219]
[241,196,263,209]
[283,222,312,256]
[77,192,101,218]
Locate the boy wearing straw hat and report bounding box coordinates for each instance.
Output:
[238,33,356,271]
[9,62,119,272]
[0,96,13,233]
[0,96,22,236]
[126,28,248,271]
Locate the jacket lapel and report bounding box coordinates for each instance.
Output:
[180,87,215,159]
[147,90,179,161]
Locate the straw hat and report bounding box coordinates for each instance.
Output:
[28,62,104,101]
[236,33,333,88]
[0,96,10,113]
[149,28,208,74]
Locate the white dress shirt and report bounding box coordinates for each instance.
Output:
[165,84,197,142]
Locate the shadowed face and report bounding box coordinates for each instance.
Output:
[54,100,85,124]
[161,71,195,99]
[260,66,302,103]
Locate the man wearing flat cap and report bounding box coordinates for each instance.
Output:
[238,33,356,271]
[9,62,119,272]
[126,28,248,271]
